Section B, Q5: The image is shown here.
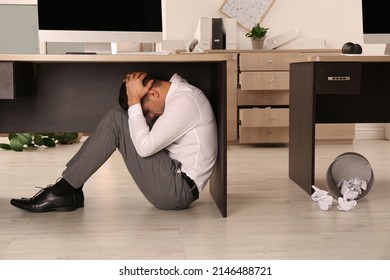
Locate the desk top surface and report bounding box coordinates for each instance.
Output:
[0,53,236,63]
[289,55,390,63]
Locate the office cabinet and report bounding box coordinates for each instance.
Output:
[236,50,355,144]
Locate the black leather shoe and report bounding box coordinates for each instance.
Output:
[74,188,85,208]
[10,186,84,212]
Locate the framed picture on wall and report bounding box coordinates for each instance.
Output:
[219,0,276,29]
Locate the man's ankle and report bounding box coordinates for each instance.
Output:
[50,178,76,196]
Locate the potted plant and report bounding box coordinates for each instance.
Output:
[245,24,269,49]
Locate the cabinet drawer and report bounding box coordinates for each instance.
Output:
[315,63,361,95]
[239,127,289,143]
[239,108,289,127]
[238,90,289,106]
[240,72,289,90]
[239,52,298,71]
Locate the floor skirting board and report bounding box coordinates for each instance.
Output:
[355,123,386,140]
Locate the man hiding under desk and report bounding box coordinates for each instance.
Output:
[10,72,218,212]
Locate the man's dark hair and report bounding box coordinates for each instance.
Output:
[118,82,128,111]
[118,74,156,111]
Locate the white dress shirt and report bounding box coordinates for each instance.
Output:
[128,73,218,191]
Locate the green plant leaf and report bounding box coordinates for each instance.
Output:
[245,24,269,39]
[17,133,33,145]
[44,133,56,139]
[2,132,81,152]
[56,132,79,144]
[63,133,79,141]
[10,137,24,151]
[8,133,16,141]
[33,134,44,146]
[43,137,56,147]
[53,133,66,144]
[0,143,11,150]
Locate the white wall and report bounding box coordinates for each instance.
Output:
[2,0,386,54]
[164,0,385,55]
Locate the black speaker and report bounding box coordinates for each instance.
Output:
[342,42,363,54]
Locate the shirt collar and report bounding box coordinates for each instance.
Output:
[167,73,185,100]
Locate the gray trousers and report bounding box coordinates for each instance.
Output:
[62,106,195,210]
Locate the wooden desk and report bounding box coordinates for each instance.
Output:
[289,55,390,194]
[0,53,235,217]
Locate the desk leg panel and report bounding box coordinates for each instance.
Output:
[289,63,316,194]
[208,63,227,217]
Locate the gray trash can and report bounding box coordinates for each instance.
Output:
[326,152,374,201]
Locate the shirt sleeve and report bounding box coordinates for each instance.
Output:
[128,95,200,157]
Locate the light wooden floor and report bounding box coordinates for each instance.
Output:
[1,137,390,260]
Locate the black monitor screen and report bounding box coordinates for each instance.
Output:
[37,0,162,32]
[362,1,390,34]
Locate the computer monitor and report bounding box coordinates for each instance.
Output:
[37,0,163,54]
[362,0,390,55]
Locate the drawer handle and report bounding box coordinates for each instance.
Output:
[268,59,274,64]
[270,79,275,83]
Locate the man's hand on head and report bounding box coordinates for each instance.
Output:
[125,72,154,107]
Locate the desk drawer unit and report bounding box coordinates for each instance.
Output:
[315,62,361,95]
[236,50,353,144]
[315,62,390,123]
[238,52,291,143]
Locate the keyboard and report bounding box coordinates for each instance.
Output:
[116,50,173,55]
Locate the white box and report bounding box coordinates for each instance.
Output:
[265,28,299,49]
[223,17,237,50]
[194,17,212,50]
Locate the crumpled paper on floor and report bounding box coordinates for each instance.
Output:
[337,197,357,211]
[311,185,360,211]
[311,185,335,211]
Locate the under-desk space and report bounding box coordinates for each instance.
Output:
[0,53,234,217]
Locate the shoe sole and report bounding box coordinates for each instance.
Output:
[10,200,78,213]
